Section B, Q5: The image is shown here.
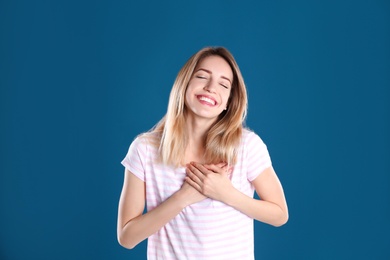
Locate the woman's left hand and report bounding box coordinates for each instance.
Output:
[185,162,234,203]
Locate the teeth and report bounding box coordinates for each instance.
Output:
[199,96,216,105]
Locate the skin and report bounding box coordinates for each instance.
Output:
[183,55,233,162]
[185,55,232,123]
[117,55,288,249]
[186,162,288,227]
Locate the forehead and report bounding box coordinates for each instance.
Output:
[195,55,233,79]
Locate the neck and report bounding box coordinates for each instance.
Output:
[184,115,216,164]
[185,114,216,142]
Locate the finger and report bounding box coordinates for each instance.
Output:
[186,165,204,185]
[185,177,202,192]
[220,164,233,174]
[204,164,227,175]
[215,162,228,168]
[190,162,211,176]
[204,162,226,171]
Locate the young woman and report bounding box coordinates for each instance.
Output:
[117,47,288,259]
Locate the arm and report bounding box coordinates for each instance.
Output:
[224,166,288,226]
[186,163,288,227]
[117,169,206,249]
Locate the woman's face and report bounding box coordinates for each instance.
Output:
[185,55,233,122]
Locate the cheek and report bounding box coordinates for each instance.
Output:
[222,91,231,105]
[184,86,195,108]
[184,87,191,102]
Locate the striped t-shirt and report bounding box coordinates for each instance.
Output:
[121,129,272,260]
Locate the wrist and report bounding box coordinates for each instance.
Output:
[171,189,190,209]
[222,187,241,207]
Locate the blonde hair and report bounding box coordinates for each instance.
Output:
[148,47,247,166]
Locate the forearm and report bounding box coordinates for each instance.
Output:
[118,191,187,249]
[224,189,288,227]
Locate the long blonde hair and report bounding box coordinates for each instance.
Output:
[148,47,247,166]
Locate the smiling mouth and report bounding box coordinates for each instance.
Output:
[197,95,217,106]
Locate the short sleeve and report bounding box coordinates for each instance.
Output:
[246,132,272,182]
[121,137,146,182]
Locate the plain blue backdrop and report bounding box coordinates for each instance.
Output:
[1,0,389,259]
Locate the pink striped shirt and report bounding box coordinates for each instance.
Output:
[121,129,272,259]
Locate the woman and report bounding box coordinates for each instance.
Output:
[117,47,288,259]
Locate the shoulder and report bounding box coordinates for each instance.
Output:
[127,132,160,156]
[241,128,266,146]
[133,132,160,147]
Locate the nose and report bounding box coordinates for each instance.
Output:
[203,79,217,93]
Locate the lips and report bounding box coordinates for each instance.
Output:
[196,95,217,106]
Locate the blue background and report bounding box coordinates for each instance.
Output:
[1,0,389,259]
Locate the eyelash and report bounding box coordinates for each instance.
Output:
[196,75,229,89]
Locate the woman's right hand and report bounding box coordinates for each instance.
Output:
[118,169,205,249]
[176,172,207,207]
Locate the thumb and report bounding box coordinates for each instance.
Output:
[204,163,228,175]
[214,162,227,168]
[224,165,234,176]
[220,164,231,176]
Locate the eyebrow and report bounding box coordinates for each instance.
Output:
[196,68,232,84]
